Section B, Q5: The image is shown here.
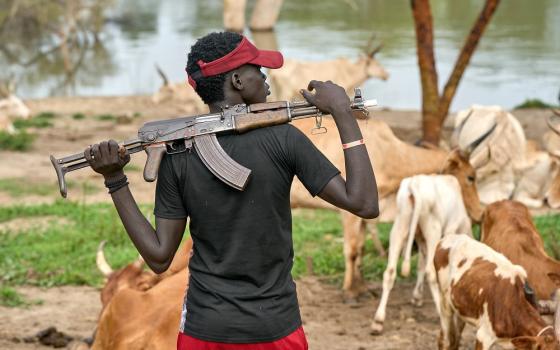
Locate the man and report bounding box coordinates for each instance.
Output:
[85,31,378,349]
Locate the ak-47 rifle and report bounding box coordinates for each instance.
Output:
[50,88,377,198]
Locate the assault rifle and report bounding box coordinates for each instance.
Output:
[50,88,377,198]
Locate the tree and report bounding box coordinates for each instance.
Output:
[411,0,501,145]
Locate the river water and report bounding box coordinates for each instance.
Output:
[5,0,560,111]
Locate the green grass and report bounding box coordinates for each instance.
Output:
[124,163,142,172]
[0,178,99,198]
[0,201,151,287]
[95,114,116,121]
[0,131,35,151]
[0,201,558,289]
[0,286,42,307]
[72,113,86,120]
[514,99,558,109]
[13,112,56,130]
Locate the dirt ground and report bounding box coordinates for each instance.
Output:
[0,95,555,349]
[0,278,478,350]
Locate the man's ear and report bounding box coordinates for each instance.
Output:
[511,336,536,349]
[231,72,243,90]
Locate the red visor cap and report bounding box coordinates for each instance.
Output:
[188,37,283,89]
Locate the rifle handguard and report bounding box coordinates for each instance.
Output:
[194,134,251,191]
[144,144,167,182]
[234,109,290,133]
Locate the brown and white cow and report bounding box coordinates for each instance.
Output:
[371,150,483,334]
[481,200,560,302]
[434,234,560,350]
[89,238,193,349]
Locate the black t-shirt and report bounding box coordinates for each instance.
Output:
[154,124,340,343]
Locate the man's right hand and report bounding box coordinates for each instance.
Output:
[84,139,130,180]
[300,80,351,117]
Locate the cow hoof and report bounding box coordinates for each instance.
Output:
[370,321,384,335]
[410,298,423,307]
[342,290,360,304]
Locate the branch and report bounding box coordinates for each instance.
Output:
[438,0,501,115]
[411,0,439,115]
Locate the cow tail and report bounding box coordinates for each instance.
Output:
[401,188,421,278]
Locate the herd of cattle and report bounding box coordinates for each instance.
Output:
[3,54,560,349]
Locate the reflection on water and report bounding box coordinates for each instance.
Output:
[2,0,559,110]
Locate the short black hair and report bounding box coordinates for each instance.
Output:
[186,32,243,104]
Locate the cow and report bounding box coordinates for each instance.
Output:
[434,234,560,350]
[481,200,560,302]
[370,150,483,334]
[0,80,30,133]
[89,238,193,349]
[268,41,388,102]
[453,105,526,205]
[151,65,206,113]
[290,117,449,298]
[543,112,560,208]
[453,105,560,209]
[290,116,492,301]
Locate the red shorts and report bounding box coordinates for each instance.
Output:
[177,327,308,350]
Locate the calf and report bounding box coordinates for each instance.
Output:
[371,150,482,334]
[434,234,560,350]
[481,200,560,301]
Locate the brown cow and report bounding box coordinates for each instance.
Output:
[89,238,193,349]
[434,234,560,350]
[481,200,560,301]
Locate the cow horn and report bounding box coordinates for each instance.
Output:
[96,241,113,277]
[132,254,145,269]
[547,114,560,137]
[155,64,169,86]
[369,43,383,57]
[462,122,497,158]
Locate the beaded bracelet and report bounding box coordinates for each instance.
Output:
[104,175,129,194]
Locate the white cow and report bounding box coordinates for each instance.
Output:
[268,46,388,102]
[0,81,30,133]
[453,105,526,205]
[371,150,482,334]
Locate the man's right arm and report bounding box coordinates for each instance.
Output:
[85,140,187,274]
[301,81,379,219]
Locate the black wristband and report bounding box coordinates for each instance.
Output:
[104,175,128,194]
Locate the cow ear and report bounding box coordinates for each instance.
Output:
[511,336,536,349]
[547,272,560,287]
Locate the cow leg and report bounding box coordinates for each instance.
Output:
[342,212,367,302]
[411,239,427,307]
[450,315,465,350]
[475,327,494,350]
[371,221,408,335]
[437,303,455,350]
[426,242,442,316]
[366,221,386,257]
